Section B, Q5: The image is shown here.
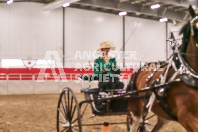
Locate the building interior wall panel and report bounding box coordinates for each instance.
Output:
[125,16,166,63]
[0,2,170,95]
[59,81,84,93]
[0,3,63,59]
[0,81,8,95]
[7,81,34,94]
[33,81,59,94]
[64,8,123,68]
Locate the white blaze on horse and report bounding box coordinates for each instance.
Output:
[127,5,198,132]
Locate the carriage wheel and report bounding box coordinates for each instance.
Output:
[57,88,82,132]
[126,114,156,132]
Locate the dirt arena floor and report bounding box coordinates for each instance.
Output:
[0,94,186,132]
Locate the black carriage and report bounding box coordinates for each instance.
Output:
[56,75,157,132]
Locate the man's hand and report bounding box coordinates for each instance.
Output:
[111,65,118,73]
[102,68,110,74]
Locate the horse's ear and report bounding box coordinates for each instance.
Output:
[189,5,196,18]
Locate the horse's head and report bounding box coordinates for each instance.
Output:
[179,5,198,52]
[189,5,198,47]
[178,5,198,73]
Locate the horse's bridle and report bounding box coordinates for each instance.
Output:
[168,30,198,79]
[190,16,198,47]
[172,16,198,78]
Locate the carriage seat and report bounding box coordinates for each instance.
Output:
[80,75,124,114]
[82,87,127,115]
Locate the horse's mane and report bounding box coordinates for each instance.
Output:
[179,22,191,52]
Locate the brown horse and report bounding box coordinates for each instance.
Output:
[127,5,198,132]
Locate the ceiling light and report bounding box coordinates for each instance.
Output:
[159,18,168,22]
[43,0,79,11]
[7,0,13,4]
[119,11,127,16]
[151,4,160,9]
[63,3,70,7]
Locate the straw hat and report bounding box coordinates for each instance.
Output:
[97,41,115,51]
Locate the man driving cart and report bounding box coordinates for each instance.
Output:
[94,41,124,91]
[91,41,124,113]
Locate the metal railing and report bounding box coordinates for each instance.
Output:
[0,73,132,81]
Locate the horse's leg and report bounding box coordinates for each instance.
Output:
[178,111,198,132]
[152,116,171,132]
[128,99,143,132]
[129,111,141,132]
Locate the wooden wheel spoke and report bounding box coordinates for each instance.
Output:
[71,105,76,120]
[59,120,65,124]
[60,127,67,132]
[145,126,151,132]
[68,90,70,113]
[145,114,155,120]
[71,118,78,124]
[61,98,67,117]
[57,88,81,132]
[64,92,68,114]
[145,123,155,127]
[70,96,73,115]
[128,113,156,132]
[58,108,67,123]
[73,128,79,132]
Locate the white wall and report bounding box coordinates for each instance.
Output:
[64,8,167,68]
[0,2,63,60]
[0,2,167,68]
[0,80,99,95]
[0,3,170,95]
[125,16,166,64]
[64,8,123,68]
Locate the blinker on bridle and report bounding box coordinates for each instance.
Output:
[177,17,198,58]
[190,16,198,47]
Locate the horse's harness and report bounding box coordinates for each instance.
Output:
[172,16,198,88]
[128,17,198,121]
[190,16,198,47]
